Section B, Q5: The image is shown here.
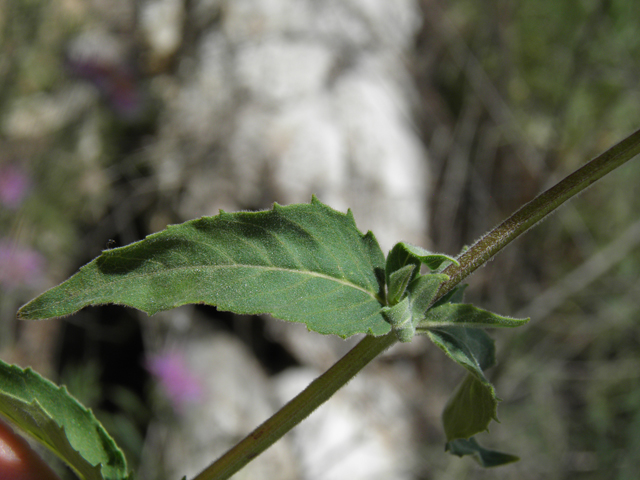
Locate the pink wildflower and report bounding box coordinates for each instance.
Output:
[66,57,144,120]
[0,241,44,290]
[147,351,203,411]
[0,165,31,209]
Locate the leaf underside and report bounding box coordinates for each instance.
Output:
[442,373,497,441]
[446,437,520,467]
[18,197,389,338]
[0,360,129,480]
[417,286,520,463]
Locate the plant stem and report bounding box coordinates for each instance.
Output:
[436,127,640,293]
[192,332,397,480]
[192,127,640,480]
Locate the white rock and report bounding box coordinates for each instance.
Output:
[273,367,414,480]
[268,99,347,205]
[223,0,421,49]
[234,40,335,104]
[148,1,429,254]
[149,331,299,480]
[170,32,235,144]
[333,61,428,250]
[3,85,97,139]
[67,28,128,66]
[140,0,185,63]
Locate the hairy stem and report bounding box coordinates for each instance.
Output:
[439,127,640,292]
[192,333,397,480]
[192,127,640,480]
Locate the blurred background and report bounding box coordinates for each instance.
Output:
[1,0,640,479]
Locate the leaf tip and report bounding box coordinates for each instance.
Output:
[445,437,520,467]
[16,301,43,321]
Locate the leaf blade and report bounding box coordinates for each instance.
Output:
[0,360,129,480]
[425,327,502,444]
[446,437,519,467]
[425,327,496,380]
[385,242,458,287]
[19,198,390,338]
[417,303,529,329]
[442,374,498,441]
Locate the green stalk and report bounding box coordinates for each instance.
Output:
[192,333,397,480]
[439,127,640,292]
[192,127,640,480]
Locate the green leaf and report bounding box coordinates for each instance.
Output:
[385,243,421,287]
[406,273,450,317]
[399,243,459,270]
[446,437,519,467]
[432,284,468,307]
[18,197,390,338]
[381,273,449,343]
[381,297,414,342]
[387,264,415,305]
[425,327,496,380]
[418,303,527,443]
[0,360,129,480]
[442,374,497,441]
[417,303,529,330]
[385,242,458,286]
[426,328,501,442]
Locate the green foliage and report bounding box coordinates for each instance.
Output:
[383,242,459,341]
[0,359,130,480]
[13,198,537,472]
[19,197,390,338]
[380,297,414,342]
[382,273,449,342]
[385,241,458,286]
[418,303,529,329]
[446,437,520,468]
[386,264,416,306]
[415,284,527,465]
[443,374,497,441]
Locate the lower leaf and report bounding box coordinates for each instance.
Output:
[0,360,130,480]
[446,437,519,467]
[425,327,496,381]
[442,374,498,442]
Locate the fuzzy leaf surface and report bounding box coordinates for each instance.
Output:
[385,242,458,286]
[387,264,415,305]
[442,374,497,441]
[382,273,449,342]
[426,327,496,381]
[381,297,414,342]
[0,360,129,480]
[406,273,450,317]
[417,303,529,329]
[18,198,390,338]
[433,284,468,307]
[446,437,519,467]
[427,327,499,442]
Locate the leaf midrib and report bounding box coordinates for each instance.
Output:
[33,263,384,313]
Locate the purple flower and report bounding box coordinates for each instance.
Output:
[0,165,31,209]
[0,240,44,290]
[66,57,145,120]
[147,351,203,412]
